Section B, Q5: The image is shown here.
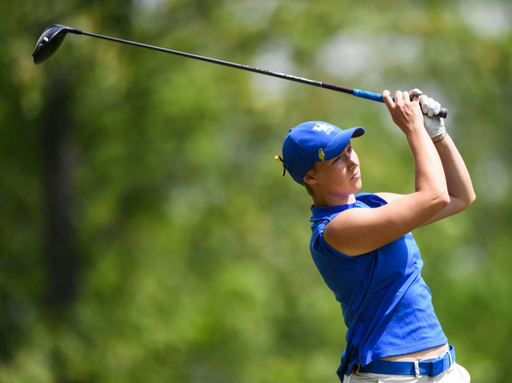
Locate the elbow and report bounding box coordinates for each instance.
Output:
[418,189,450,213]
[462,190,476,210]
[438,192,451,209]
[451,188,477,213]
[470,192,476,205]
[432,190,450,212]
[446,190,476,216]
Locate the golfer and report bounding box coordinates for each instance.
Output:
[276,89,475,382]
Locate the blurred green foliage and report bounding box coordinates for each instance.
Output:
[1,0,511,382]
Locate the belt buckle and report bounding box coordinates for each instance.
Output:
[428,358,445,377]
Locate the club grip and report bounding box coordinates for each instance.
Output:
[353,89,385,102]
[434,108,448,119]
[353,89,448,118]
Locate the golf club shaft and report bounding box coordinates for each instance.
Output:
[75,29,446,117]
[79,30,348,90]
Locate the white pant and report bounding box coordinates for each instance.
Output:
[342,363,470,383]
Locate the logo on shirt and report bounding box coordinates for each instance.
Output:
[312,123,335,135]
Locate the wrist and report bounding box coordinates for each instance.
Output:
[405,122,427,134]
[432,132,448,144]
[405,125,430,143]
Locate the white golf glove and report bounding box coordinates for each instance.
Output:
[409,88,446,138]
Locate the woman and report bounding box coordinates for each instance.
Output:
[276,90,475,382]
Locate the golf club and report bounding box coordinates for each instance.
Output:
[33,24,448,118]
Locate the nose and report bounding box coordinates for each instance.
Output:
[348,153,359,169]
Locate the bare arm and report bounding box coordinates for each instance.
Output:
[376,132,475,226]
[323,91,450,256]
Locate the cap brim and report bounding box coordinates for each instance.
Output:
[322,127,365,160]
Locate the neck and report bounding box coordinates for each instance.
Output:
[312,193,356,207]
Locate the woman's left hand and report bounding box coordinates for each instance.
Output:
[409,88,446,139]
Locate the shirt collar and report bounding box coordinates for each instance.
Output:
[310,202,357,220]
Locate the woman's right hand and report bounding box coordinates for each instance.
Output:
[382,90,424,135]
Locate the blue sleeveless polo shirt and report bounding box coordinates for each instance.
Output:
[309,193,447,379]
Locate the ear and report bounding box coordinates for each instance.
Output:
[303,169,317,186]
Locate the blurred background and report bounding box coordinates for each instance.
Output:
[1,0,511,382]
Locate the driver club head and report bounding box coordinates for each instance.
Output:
[33,24,81,64]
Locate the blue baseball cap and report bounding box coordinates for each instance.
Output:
[278,121,365,184]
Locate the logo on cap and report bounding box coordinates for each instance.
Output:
[312,123,335,135]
